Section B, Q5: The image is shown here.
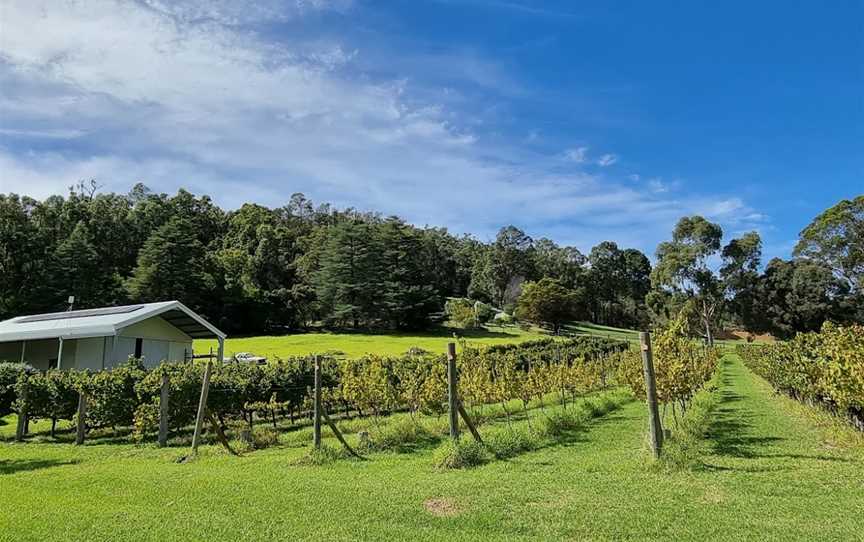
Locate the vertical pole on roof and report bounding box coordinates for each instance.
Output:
[56,337,64,370]
[20,341,26,363]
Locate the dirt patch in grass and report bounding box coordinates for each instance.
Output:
[423,497,462,517]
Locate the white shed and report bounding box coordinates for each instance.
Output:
[0,301,226,371]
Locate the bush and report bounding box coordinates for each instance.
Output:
[294,444,348,465]
[16,370,81,436]
[362,417,436,452]
[82,359,146,429]
[0,362,36,417]
[432,438,490,469]
[485,426,537,459]
[251,426,279,449]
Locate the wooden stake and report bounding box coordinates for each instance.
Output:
[456,401,483,444]
[321,406,362,459]
[75,392,87,445]
[158,373,170,447]
[640,331,663,458]
[447,342,460,441]
[191,361,212,454]
[15,380,28,442]
[205,410,238,456]
[313,355,322,449]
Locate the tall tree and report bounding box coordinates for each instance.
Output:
[794,195,864,291]
[753,258,851,338]
[652,216,724,345]
[378,219,440,329]
[126,217,212,314]
[719,231,762,330]
[470,226,534,308]
[515,278,580,333]
[313,221,383,328]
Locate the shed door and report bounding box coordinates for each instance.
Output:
[141,339,170,368]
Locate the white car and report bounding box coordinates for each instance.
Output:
[232,352,267,364]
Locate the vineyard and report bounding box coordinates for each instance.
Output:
[3,325,864,541]
[737,322,864,430]
[4,336,636,454]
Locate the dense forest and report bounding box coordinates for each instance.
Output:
[0,182,860,339]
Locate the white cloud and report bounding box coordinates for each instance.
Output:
[0,0,767,255]
[563,146,588,163]
[647,178,668,193]
[597,153,617,167]
[628,173,640,181]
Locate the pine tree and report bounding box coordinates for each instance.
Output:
[378,219,440,329]
[126,218,210,310]
[314,221,383,328]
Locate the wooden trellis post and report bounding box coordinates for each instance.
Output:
[158,373,170,447]
[15,380,28,442]
[446,343,483,444]
[75,392,87,445]
[640,331,663,457]
[447,343,460,441]
[190,361,212,454]
[313,355,322,449]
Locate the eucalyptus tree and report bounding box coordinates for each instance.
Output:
[652,216,724,345]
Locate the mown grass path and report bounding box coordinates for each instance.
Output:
[0,355,861,541]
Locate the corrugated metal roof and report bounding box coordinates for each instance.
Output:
[0,301,226,342]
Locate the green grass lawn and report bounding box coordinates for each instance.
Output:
[194,324,552,359]
[196,321,747,360]
[1,354,862,541]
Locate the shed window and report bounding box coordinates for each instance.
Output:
[134,338,143,358]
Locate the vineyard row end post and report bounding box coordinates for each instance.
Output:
[313,355,322,450]
[75,392,87,445]
[447,342,460,441]
[158,373,170,447]
[639,331,663,458]
[15,381,28,442]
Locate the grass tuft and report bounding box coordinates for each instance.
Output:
[432,438,490,469]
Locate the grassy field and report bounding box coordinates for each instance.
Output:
[194,321,747,360]
[194,324,553,359]
[1,354,862,541]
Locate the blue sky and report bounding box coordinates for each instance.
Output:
[0,0,861,261]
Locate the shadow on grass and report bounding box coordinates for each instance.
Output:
[0,458,80,475]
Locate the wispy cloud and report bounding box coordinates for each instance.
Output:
[597,153,617,167]
[0,0,766,255]
[563,147,588,163]
[431,0,578,18]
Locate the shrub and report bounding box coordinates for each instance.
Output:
[16,370,81,436]
[294,444,347,465]
[485,426,537,459]
[251,426,279,449]
[81,359,146,429]
[363,417,436,452]
[432,438,490,469]
[0,362,36,417]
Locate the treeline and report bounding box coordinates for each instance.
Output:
[648,197,863,342]
[0,182,651,333]
[0,182,860,338]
